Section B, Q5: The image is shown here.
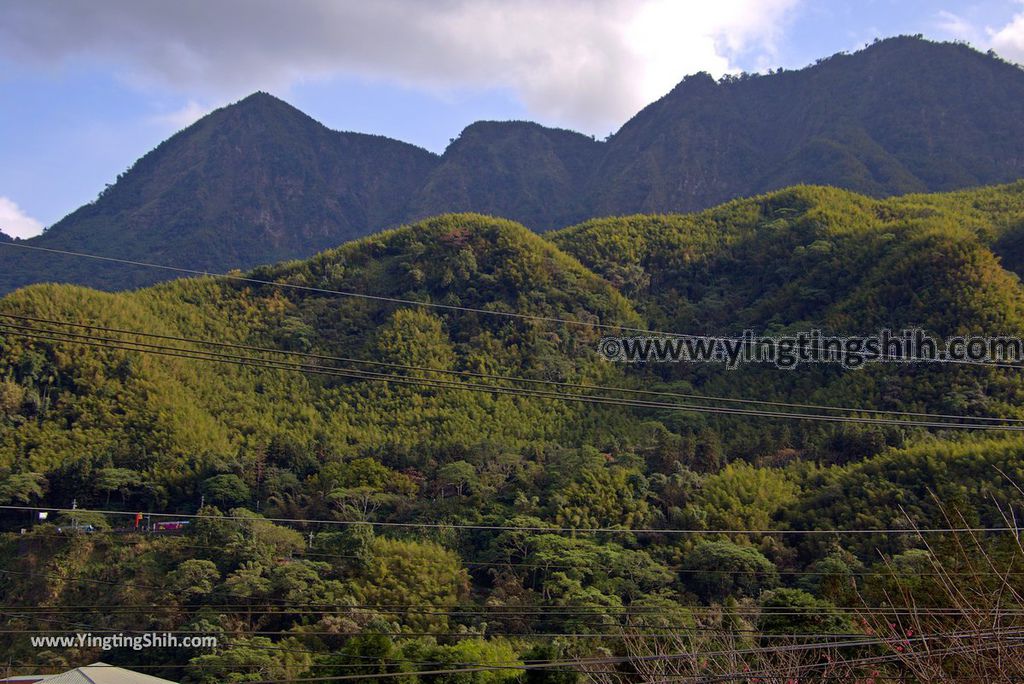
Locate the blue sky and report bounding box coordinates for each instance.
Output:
[1,0,1022,238]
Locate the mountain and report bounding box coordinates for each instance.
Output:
[5,185,1024,675]
[589,37,1024,214]
[0,93,440,291]
[5,183,1024,500]
[406,120,603,230]
[0,214,640,495]
[3,36,1024,294]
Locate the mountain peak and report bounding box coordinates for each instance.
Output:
[228,90,306,116]
[836,33,1013,70]
[457,119,594,138]
[5,35,1024,293]
[200,90,319,132]
[447,119,601,154]
[237,90,286,104]
[595,34,1024,215]
[861,33,977,54]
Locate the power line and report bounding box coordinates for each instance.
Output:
[6,605,1020,682]
[7,605,1010,675]
[238,627,1024,683]
[11,608,779,681]
[4,593,1022,614]
[5,322,1024,432]
[8,605,1024,618]
[2,502,1019,535]
[6,607,1020,682]
[0,628,867,638]
[22,531,1024,578]
[7,598,1024,616]
[5,311,1022,425]
[2,240,1021,370]
[652,639,1024,684]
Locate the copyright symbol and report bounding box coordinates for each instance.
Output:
[599,337,622,360]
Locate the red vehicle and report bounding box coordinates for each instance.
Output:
[153,520,190,531]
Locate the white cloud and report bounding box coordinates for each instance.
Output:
[0,0,800,132]
[936,10,979,41]
[990,10,1024,63]
[0,197,44,239]
[934,4,1024,65]
[151,100,211,130]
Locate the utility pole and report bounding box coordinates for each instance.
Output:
[71,498,77,528]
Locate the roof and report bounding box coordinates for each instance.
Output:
[5,664,177,684]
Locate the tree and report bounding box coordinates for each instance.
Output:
[797,546,864,605]
[168,559,220,601]
[223,560,272,628]
[351,536,469,630]
[553,466,651,529]
[202,474,251,507]
[310,633,414,680]
[757,588,850,635]
[322,458,417,519]
[224,561,271,599]
[186,636,309,683]
[316,524,375,576]
[437,460,478,497]
[374,308,456,373]
[523,534,673,605]
[523,641,580,684]
[55,509,110,531]
[190,504,236,551]
[684,540,779,601]
[225,508,305,563]
[95,467,143,505]
[0,470,46,504]
[269,560,340,607]
[0,380,24,416]
[417,638,522,684]
[690,462,798,532]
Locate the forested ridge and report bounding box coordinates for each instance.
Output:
[4,36,1024,294]
[4,182,1024,680]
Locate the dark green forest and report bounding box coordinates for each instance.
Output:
[4,182,1024,680]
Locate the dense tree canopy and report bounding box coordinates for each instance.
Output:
[4,183,1024,679]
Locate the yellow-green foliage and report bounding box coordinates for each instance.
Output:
[6,188,1024,676]
[352,536,469,630]
[691,461,799,532]
[0,214,645,505]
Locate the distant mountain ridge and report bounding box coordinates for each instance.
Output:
[589,36,1024,214]
[2,35,1024,293]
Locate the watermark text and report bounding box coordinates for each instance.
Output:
[598,329,1024,369]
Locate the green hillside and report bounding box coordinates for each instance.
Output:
[4,186,1024,679]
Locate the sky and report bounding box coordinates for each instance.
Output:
[1,0,1023,239]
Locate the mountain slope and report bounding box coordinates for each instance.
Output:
[0,93,441,291]
[408,120,603,230]
[6,188,1024,674]
[4,36,1024,293]
[590,37,1024,214]
[6,183,1024,485]
[0,214,639,483]
[551,180,1024,452]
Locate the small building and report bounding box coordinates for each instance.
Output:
[0,663,177,684]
